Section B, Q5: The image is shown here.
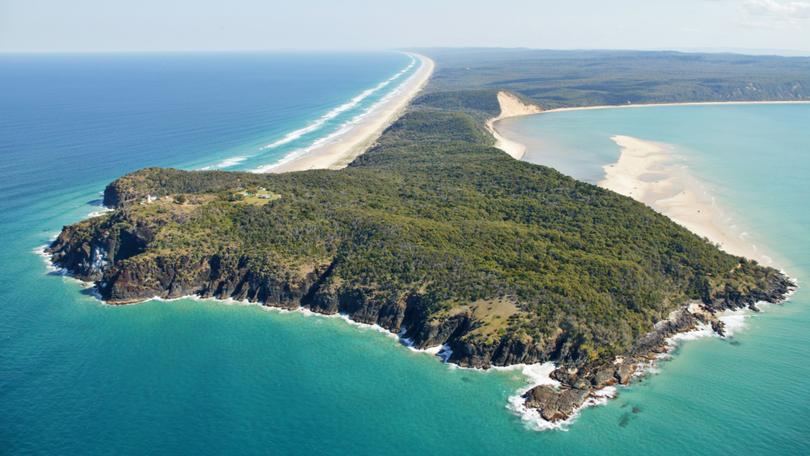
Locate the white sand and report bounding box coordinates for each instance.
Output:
[600,135,773,265]
[261,53,434,173]
[492,100,807,266]
[486,92,542,159]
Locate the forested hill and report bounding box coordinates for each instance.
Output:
[49,105,792,370]
[48,50,795,421]
[415,49,810,109]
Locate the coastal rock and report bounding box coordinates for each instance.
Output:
[573,378,591,390]
[591,367,616,388]
[615,363,634,385]
[702,265,794,312]
[48,144,797,425]
[523,386,591,421]
[337,288,407,330]
[711,320,726,337]
[400,300,476,349]
[447,334,548,368]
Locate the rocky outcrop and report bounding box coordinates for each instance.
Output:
[48,232,542,364]
[518,290,796,423]
[524,386,590,421]
[47,201,797,425]
[707,274,794,312]
[447,334,550,368]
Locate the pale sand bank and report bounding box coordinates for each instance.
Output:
[261,53,434,173]
[487,92,542,159]
[600,135,773,265]
[494,100,808,266]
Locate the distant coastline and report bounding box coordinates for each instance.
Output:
[542,100,810,114]
[490,100,810,145]
[262,53,435,173]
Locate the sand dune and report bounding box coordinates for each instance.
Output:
[486,92,542,160]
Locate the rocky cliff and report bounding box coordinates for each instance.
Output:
[48,106,796,423]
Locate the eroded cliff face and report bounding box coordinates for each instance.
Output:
[47,217,545,367]
[47,169,796,424]
[520,273,794,423]
[47,210,794,400]
[49,214,152,282]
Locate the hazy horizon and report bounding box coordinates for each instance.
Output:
[2,46,810,58]
[2,0,809,55]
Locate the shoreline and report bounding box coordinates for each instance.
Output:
[486,91,542,159]
[37,223,794,432]
[543,100,810,114]
[40,98,800,432]
[495,100,810,268]
[489,100,810,163]
[600,135,775,266]
[490,100,801,429]
[261,53,434,173]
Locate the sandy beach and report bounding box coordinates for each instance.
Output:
[600,135,773,265]
[492,100,810,266]
[261,53,434,173]
[487,92,542,159]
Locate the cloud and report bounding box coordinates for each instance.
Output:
[744,0,810,19]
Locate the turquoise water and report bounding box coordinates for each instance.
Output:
[2,52,809,454]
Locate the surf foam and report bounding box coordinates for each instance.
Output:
[259,57,415,151]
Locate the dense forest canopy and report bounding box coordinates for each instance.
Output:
[416,49,810,109]
[50,76,791,367]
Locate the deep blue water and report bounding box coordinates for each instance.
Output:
[2,54,809,455]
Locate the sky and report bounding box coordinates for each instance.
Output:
[1,0,809,54]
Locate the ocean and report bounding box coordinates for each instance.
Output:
[1,53,808,454]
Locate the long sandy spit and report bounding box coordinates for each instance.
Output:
[262,53,434,173]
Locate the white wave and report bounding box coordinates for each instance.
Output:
[506,289,801,432]
[33,242,102,297]
[251,64,415,174]
[214,156,248,169]
[668,322,715,343]
[718,309,750,336]
[508,384,618,432]
[88,208,112,218]
[90,245,108,272]
[399,331,454,362]
[32,244,63,274]
[259,57,415,152]
[148,294,454,364]
[664,305,759,344]
[251,114,364,172]
[420,344,445,355]
[516,362,561,388]
[196,155,249,171]
[501,362,621,432]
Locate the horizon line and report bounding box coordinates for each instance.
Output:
[2,46,810,58]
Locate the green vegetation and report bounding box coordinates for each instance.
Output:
[51,49,794,367]
[55,109,786,366]
[416,49,810,109]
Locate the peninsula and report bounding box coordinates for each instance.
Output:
[48,49,805,425]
